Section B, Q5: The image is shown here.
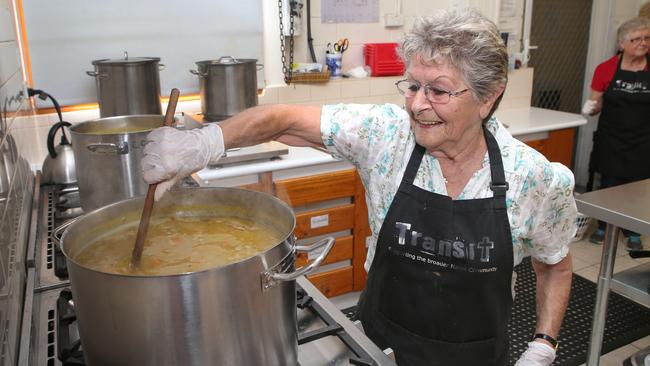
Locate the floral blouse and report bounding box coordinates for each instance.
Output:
[320,103,577,272]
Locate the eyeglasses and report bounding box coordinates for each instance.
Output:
[628,35,650,45]
[395,79,469,104]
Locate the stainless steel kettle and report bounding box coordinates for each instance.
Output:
[42,121,77,185]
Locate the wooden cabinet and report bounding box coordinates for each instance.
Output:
[240,169,369,298]
[275,169,369,297]
[522,128,575,168]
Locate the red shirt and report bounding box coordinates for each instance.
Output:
[591,54,649,92]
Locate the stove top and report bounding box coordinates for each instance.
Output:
[24,182,396,366]
[33,184,76,292]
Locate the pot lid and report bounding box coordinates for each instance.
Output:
[196,56,257,66]
[92,51,160,66]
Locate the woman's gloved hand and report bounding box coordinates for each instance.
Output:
[581,99,597,115]
[514,341,556,366]
[142,123,225,200]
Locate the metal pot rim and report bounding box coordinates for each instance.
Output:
[196,58,257,66]
[92,57,160,66]
[70,114,166,135]
[60,187,297,278]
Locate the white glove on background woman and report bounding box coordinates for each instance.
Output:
[142,123,225,200]
[514,341,556,366]
[581,99,597,115]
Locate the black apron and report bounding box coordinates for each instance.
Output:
[590,54,650,179]
[358,127,514,366]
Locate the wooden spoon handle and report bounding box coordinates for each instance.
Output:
[163,89,180,126]
[131,88,180,269]
[130,184,157,267]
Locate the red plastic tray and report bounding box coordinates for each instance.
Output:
[364,43,405,76]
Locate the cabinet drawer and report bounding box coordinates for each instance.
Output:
[296,235,353,266]
[307,266,354,298]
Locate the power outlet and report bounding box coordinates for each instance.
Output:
[384,13,404,28]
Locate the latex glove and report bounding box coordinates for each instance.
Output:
[581,99,597,115]
[142,123,225,200]
[514,341,556,366]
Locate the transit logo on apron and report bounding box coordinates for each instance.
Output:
[392,221,498,273]
[612,79,649,93]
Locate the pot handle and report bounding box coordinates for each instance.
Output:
[86,142,129,154]
[262,237,335,290]
[52,218,78,249]
[85,71,108,78]
[189,69,207,78]
[256,63,264,71]
[158,63,166,71]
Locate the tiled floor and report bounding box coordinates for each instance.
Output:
[330,222,650,365]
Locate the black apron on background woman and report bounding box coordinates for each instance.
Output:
[358,127,514,366]
[590,54,650,179]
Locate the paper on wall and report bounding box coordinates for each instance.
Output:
[322,0,379,23]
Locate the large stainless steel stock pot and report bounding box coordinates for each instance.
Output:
[57,187,335,366]
[69,114,164,212]
[87,53,163,117]
[190,56,261,121]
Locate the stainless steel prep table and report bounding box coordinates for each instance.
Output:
[574,178,650,366]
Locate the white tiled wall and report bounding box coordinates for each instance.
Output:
[0,5,23,118]
[290,0,509,76]
[500,68,533,110]
[1,0,32,151]
[263,67,532,108]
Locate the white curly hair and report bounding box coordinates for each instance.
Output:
[397,8,508,111]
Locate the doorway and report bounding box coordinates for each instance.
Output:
[528,0,593,115]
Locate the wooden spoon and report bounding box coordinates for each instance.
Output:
[131,88,180,269]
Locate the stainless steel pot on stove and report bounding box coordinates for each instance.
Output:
[87,53,164,117]
[69,115,164,212]
[190,56,261,121]
[57,187,335,366]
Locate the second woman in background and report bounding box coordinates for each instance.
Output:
[583,17,650,251]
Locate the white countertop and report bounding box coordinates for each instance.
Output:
[495,107,587,136]
[197,146,343,183]
[197,107,587,183]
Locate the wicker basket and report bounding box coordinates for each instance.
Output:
[573,212,592,242]
[290,68,331,83]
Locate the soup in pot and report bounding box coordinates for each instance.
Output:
[73,215,284,276]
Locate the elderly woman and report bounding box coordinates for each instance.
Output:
[582,17,650,251]
[641,2,650,20]
[143,9,575,366]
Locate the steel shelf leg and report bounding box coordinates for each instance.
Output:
[586,223,619,365]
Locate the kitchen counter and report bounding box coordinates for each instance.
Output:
[495,106,587,137]
[196,106,587,185]
[196,146,351,186]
